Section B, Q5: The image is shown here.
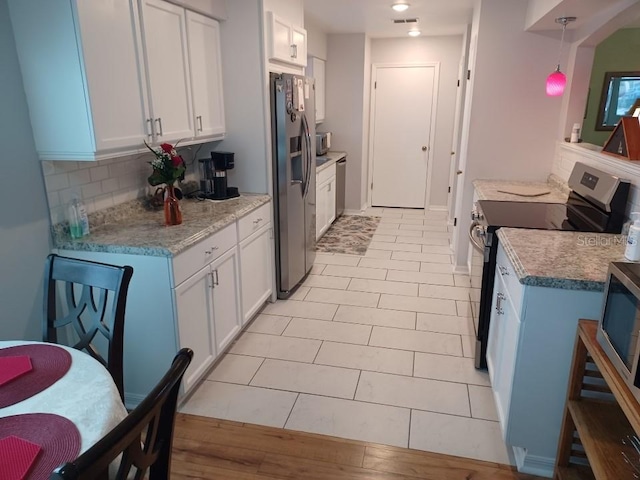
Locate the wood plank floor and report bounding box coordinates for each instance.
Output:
[170,414,546,479]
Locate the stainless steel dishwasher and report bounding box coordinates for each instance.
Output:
[336,156,346,217]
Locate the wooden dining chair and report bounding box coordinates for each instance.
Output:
[43,254,133,401]
[50,348,193,480]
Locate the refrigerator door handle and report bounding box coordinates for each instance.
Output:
[301,113,312,198]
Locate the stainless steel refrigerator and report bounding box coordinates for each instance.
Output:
[270,73,316,299]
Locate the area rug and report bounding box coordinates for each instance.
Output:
[316,215,381,255]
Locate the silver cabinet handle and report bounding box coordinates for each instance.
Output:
[496,292,505,315]
[155,118,164,137]
[422,146,428,151]
[146,118,154,138]
[196,115,203,132]
[498,265,509,276]
[213,269,219,286]
[253,218,263,225]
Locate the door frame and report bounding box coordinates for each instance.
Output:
[367,62,440,210]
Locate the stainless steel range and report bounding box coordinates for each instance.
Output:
[469,162,630,369]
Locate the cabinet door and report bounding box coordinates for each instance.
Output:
[211,248,242,352]
[291,26,307,66]
[488,270,521,441]
[313,58,326,122]
[267,12,293,63]
[76,0,151,152]
[327,176,336,226]
[316,179,328,240]
[239,225,274,324]
[174,264,216,393]
[140,0,194,143]
[186,11,225,138]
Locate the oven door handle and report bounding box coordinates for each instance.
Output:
[469,221,485,252]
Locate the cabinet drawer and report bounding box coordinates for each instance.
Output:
[496,244,524,310]
[172,223,237,286]
[317,162,336,186]
[237,202,271,241]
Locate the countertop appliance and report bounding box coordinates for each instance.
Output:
[469,162,630,369]
[270,73,316,298]
[316,132,331,156]
[197,151,239,200]
[336,156,346,217]
[597,261,640,403]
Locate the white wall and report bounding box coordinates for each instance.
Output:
[370,36,463,207]
[218,0,270,194]
[305,14,328,60]
[323,34,369,211]
[0,0,52,340]
[453,0,567,268]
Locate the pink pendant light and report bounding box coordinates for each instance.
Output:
[546,66,566,96]
[546,17,575,97]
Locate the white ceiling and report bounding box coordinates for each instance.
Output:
[302,0,640,39]
[302,0,475,38]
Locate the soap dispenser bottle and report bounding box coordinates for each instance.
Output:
[625,212,640,261]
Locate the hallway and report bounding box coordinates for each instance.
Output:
[180,208,512,465]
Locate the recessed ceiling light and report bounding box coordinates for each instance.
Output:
[392,3,410,12]
[408,30,421,37]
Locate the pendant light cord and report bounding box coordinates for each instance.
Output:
[556,20,566,69]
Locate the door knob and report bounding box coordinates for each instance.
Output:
[456,170,463,175]
[422,146,428,151]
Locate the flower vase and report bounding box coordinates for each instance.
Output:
[164,185,183,226]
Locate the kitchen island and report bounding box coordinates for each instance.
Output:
[53,194,273,408]
[487,227,626,477]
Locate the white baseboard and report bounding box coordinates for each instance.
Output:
[513,447,554,478]
[453,265,469,275]
[344,209,367,216]
[428,205,448,211]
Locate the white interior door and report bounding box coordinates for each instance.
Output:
[371,65,435,208]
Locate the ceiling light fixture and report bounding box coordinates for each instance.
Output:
[408,29,421,37]
[546,16,576,97]
[392,3,410,12]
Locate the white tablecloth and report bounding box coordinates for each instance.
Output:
[0,341,128,453]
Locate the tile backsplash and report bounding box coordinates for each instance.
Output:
[42,144,208,225]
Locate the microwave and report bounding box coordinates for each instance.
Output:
[316,132,331,156]
[597,261,640,402]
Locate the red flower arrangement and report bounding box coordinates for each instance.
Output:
[144,141,186,186]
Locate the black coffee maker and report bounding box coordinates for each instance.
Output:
[198,151,240,200]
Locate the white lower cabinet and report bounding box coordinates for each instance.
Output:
[239,225,274,325]
[487,242,604,477]
[210,248,242,352]
[174,263,216,393]
[316,163,337,240]
[56,201,272,407]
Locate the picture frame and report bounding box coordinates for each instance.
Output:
[595,71,640,131]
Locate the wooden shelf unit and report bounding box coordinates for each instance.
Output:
[554,320,640,479]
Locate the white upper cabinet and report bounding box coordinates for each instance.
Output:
[8,0,226,161]
[8,0,150,161]
[307,57,326,123]
[139,0,194,144]
[186,11,226,138]
[266,12,307,67]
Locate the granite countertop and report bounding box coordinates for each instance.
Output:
[496,228,628,291]
[316,150,347,173]
[474,174,569,203]
[53,194,271,257]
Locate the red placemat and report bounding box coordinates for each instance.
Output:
[0,435,42,479]
[0,413,80,480]
[0,344,71,408]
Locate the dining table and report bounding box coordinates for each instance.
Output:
[0,340,128,479]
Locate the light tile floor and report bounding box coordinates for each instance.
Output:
[181,207,514,465]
